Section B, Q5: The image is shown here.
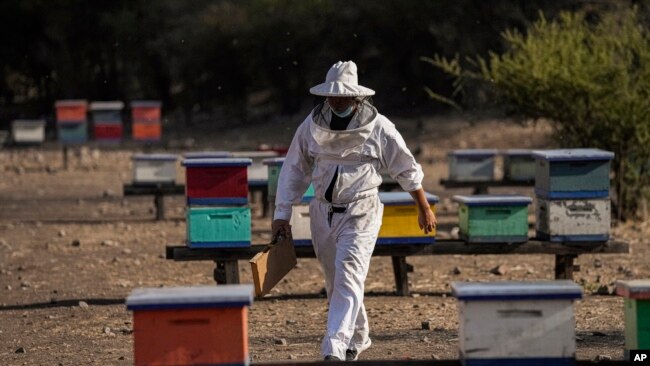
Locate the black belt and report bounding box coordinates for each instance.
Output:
[327,205,347,227]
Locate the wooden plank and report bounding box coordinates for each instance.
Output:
[123,183,185,196]
[166,239,629,262]
[439,178,534,189]
[392,256,410,296]
[555,255,577,280]
[213,260,240,284]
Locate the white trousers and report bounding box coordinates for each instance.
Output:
[309,195,383,360]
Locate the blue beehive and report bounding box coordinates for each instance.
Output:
[532,149,614,199]
[58,122,87,144]
[453,281,582,366]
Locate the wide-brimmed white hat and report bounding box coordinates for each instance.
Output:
[309,61,375,97]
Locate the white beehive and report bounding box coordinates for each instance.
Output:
[536,197,610,242]
[231,151,279,184]
[132,154,178,184]
[12,119,46,144]
[290,203,312,247]
[452,281,582,366]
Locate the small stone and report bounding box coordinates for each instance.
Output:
[274,338,287,346]
[118,356,125,360]
[71,240,81,247]
[431,354,440,360]
[451,266,462,275]
[489,264,508,276]
[20,282,30,288]
[594,355,611,361]
[434,326,445,332]
[79,301,89,309]
[5,285,11,290]
[102,240,118,247]
[103,189,114,198]
[594,259,602,268]
[388,351,394,355]
[288,354,297,360]
[58,230,66,237]
[421,336,430,343]
[411,293,420,298]
[285,319,297,325]
[15,347,25,353]
[122,248,132,255]
[421,321,431,330]
[413,304,420,309]
[104,326,112,334]
[450,227,460,239]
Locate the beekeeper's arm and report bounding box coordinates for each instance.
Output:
[272,121,313,238]
[381,124,437,234]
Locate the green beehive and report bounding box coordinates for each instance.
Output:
[616,280,650,360]
[453,195,532,243]
[263,157,314,199]
[186,206,251,248]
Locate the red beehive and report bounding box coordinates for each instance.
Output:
[126,285,253,366]
[131,100,162,123]
[182,158,252,205]
[55,100,88,123]
[94,124,123,141]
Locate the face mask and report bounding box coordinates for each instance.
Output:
[331,105,355,118]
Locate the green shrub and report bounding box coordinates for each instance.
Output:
[423,7,650,220]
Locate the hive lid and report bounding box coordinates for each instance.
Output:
[503,149,534,157]
[184,151,232,159]
[379,192,439,205]
[452,194,532,206]
[615,280,650,299]
[89,101,124,111]
[132,153,178,161]
[532,148,614,162]
[452,281,582,301]
[126,284,253,310]
[181,158,252,167]
[263,157,286,166]
[130,100,162,108]
[448,149,498,158]
[231,151,279,159]
[55,100,88,107]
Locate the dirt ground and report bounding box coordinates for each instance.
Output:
[0,115,647,365]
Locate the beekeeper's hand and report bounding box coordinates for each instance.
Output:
[272,219,291,239]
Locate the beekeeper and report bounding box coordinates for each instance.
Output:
[272,60,436,361]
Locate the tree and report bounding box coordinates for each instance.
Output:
[423,6,650,219]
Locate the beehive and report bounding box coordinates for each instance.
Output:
[503,149,536,182]
[55,100,88,123]
[377,192,438,245]
[532,149,614,199]
[132,154,178,184]
[131,101,162,141]
[186,206,251,248]
[447,149,497,182]
[616,280,650,360]
[536,197,610,242]
[453,281,582,366]
[11,120,46,144]
[182,158,252,205]
[90,101,124,142]
[454,195,532,243]
[126,284,253,366]
[231,151,279,185]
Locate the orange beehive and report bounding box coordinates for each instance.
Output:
[132,122,161,141]
[55,100,88,123]
[131,100,162,122]
[126,285,253,366]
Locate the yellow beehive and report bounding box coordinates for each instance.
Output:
[378,192,438,244]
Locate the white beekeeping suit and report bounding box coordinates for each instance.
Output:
[273,61,427,361]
